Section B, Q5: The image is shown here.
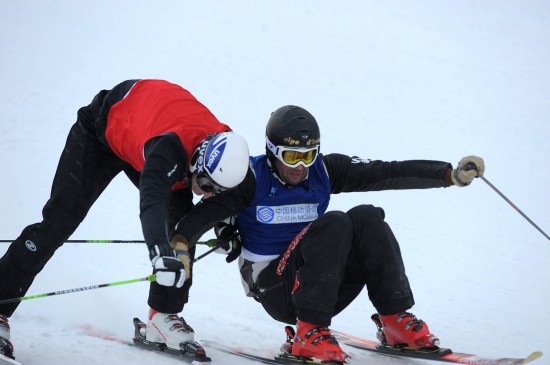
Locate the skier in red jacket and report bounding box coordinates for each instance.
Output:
[0,79,250,361]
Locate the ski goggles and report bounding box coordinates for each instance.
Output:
[197,172,227,194]
[266,136,319,168]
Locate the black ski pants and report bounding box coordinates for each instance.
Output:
[0,84,193,316]
[255,204,414,326]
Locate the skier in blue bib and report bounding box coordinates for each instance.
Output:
[171,105,484,364]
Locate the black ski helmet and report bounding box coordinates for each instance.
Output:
[265,105,320,153]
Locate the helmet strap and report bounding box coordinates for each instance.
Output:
[266,157,286,185]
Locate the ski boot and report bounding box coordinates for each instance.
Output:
[278,320,350,364]
[0,314,14,359]
[372,312,439,349]
[133,309,210,362]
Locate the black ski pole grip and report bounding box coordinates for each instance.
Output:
[465,162,478,175]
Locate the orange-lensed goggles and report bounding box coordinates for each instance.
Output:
[276,145,319,168]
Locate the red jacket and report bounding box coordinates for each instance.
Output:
[98,79,232,247]
[105,79,230,171]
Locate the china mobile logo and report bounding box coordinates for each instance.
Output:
[257,206,275,223]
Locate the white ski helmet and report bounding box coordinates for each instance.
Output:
[190,132,249,189]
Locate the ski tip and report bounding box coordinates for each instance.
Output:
[522,351,543,364]
[0,352,23,365]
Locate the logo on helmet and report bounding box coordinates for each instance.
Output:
[205,135,228,174]
[283,136,319,146]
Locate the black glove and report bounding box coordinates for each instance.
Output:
[206,216,242,263]
[149,244,186,288]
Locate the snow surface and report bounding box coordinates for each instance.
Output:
[1,1,549,364]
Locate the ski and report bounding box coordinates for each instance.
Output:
[202,340,343,365]
[202,340,281,364]
[82,320,210,364]
[132,318,211,363]
[0,339,20,365]
[332,330,543,365]
[0,354,22,365]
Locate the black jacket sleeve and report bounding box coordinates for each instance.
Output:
[139,133,189,248]
[172,167,256,245]
[322,153,452,194]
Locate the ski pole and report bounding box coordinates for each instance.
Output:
[465,163,549,241]
[0,239,229,305]
[192,239,228,262]
[0,239,211,244]
[0,275,157,305]
[478,175,549,241]
[0,239,145,244]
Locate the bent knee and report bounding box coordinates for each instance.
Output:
[319,210,352,229]
[347,204,386,223]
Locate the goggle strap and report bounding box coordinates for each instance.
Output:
[265,135,279,156]
[190,134,217,174]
